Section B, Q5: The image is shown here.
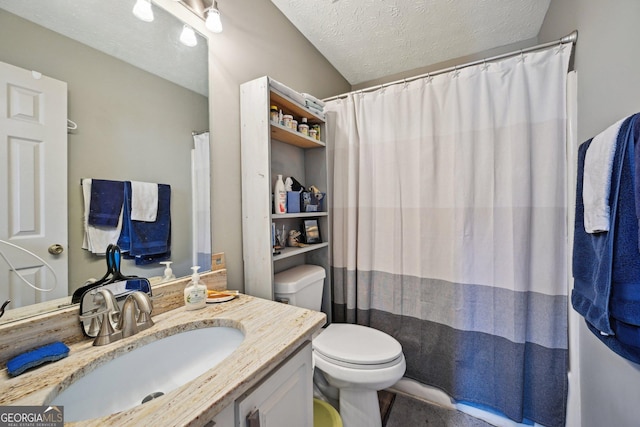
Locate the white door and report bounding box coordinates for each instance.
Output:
[0,61,68,309]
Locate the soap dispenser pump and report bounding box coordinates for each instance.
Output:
[184,266,207,310]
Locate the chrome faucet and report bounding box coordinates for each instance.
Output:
[79,290,153,346]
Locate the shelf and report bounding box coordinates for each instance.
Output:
[271,122,325,148]
[272,212,328,219]
[270,90,325,124]
[272,242,329,261]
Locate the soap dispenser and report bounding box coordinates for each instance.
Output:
[184,266,207,310]
[160,261,176,282]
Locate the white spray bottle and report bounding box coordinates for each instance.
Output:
[184,266,207,310]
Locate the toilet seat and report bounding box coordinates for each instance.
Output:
[313,324,403,369]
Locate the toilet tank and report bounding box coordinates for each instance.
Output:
[274,264,326,311]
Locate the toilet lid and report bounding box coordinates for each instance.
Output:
[313,324,403,366]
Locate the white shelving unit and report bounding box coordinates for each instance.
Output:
[240,76,331,322]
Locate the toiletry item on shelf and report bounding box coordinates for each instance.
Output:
[282,114,293,129]
[270,105,279,122]
[184,266,207,310]
[311,124,321,140]
[160,261,176,282]
[291,119,298,131]
[299,117,309,136]
[274,174,287,214]
[309,129,317,139]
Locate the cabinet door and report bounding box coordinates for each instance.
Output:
[236,342,313,427]
[208,403,234,426]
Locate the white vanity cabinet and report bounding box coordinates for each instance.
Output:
[209,342,313,427]
[240,76,332,322]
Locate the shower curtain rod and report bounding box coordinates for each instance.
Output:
[323,30,578,102]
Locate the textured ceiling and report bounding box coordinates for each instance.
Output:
[271,0,552,85]
[0,0,209,96]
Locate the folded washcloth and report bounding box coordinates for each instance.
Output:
[130,181,158,222]
[88,179,124,227]
[82,179,124,255]
[302,92,326,108]
[305,99,325,111]
[7,341,70,377]
[583,118,625,233]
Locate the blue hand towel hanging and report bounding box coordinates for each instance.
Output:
[572,113,640,363]
[118,181,171,259]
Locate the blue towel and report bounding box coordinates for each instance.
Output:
[7,341,70,377]
[572,113,640,363]
[633,119,640,251]
[88,179,124,227]
[118,181,171,259]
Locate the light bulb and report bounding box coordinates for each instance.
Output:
[132,0,154,22]
[206,7,223,33]
[180,25,198,47]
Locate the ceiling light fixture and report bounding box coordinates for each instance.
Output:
[132,0,154,22]
[205,1,223,33]
[180,24,198,47]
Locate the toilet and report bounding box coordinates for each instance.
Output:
[274,265,406,427]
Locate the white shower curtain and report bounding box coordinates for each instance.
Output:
[326,45,572,427]
[192,132,211,270]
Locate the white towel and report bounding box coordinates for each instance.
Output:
[130,181,159,222]
[82,179,123,254]
[583,118,625,233]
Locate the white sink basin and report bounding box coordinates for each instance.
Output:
[50,326,244,422]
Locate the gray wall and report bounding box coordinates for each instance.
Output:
[206,0,351,289]
[0,10,209,288]
[539,1,640,426]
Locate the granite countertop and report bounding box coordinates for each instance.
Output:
[0,294,326,426]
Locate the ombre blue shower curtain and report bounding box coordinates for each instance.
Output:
[325,45,572,427]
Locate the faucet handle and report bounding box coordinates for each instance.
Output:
[81,307,122,346]
[131,291,154,331]
[118,296,139,338]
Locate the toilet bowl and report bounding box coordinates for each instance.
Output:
[274,265,406,427]
[312,323,406,427]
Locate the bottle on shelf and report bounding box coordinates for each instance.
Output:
[311,124,321,140]
[274,174,287,214]
[298,117,309,136]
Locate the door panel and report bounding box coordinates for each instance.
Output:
[0,61,68,308]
